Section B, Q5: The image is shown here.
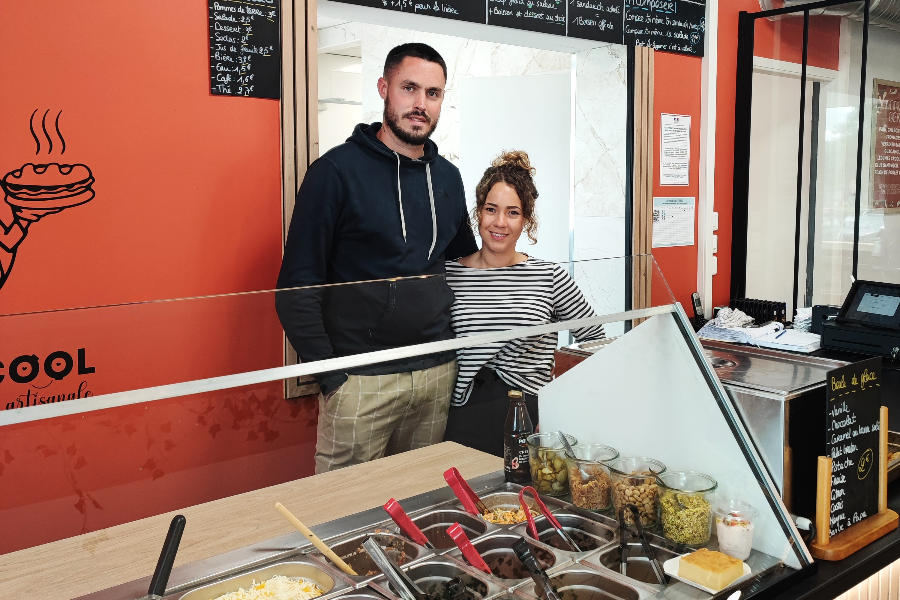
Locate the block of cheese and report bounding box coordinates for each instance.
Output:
[678,548,744,591]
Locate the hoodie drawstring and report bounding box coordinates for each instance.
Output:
[425,163,437,260]
[394,152,407,242]
[393,151,438,260]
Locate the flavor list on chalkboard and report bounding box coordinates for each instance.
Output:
[488,0,567,36]
[826,357,882,537]
[208,0,281,99]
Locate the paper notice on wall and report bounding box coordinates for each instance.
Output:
[660,113,691,186]
[653,197,695,247]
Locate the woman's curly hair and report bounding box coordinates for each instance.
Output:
[473,150,539,244]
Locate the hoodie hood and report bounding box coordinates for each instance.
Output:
[350,122,439,259]
[349,122,440,164]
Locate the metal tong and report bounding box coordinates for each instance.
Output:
[512,537,561,600]
[384,498,436,549]
[618,504,667,585]
[362,536,430,600]
[446,523,492,574]
[519,487,581,552]
[443,467,488,516]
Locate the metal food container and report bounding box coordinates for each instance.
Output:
[179,559,351,600]
[370,557,507,600]
[409,508,497,552]
[511,513,615,559]
[308,532,434,586]
[447,533,572,585]
[516,565,652,600]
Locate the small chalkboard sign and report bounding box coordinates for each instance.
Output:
[208,0,281,99]
[488,0,567,36]
[825,357,882,537]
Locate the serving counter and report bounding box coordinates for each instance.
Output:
[0,443,501,600]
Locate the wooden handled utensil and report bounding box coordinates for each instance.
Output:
[274,502,358,576]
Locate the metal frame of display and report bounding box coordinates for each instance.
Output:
[730,0,872,308]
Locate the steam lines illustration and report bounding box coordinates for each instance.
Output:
[29,109,66,155]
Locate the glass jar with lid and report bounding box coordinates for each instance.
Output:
[526,432,577,496]
[607,457,667,526]
[658,471,718,546]
[565,444,619,511]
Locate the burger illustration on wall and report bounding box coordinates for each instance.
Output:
[0,110,95,291]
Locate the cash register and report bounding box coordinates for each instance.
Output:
[822,280,900,359]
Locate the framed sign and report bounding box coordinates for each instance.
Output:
[871,79,900,213]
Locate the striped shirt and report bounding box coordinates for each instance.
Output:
[445,257,605,406]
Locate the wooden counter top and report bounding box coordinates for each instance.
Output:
[0,442,501,600]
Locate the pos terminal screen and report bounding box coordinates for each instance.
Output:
[839,281,900,329]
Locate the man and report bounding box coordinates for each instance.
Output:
[276,43,477,473]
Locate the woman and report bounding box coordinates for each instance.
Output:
[443,150,605,457]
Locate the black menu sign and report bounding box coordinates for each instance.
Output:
[568,0,623,44]
[208,0,281,99]
[330,0,706,57]
[488,0,567,36]
[335,0,485,23]
[625,0,704,54]
[826,357,882,537]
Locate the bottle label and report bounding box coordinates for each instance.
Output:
[505,432,531,482]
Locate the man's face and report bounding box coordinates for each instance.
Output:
[378,57,446,146]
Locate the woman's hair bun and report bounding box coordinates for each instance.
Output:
[491,150,535,176]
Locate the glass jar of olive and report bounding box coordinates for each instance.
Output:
[526,432,577,496]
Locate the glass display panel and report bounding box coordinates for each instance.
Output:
[0,256,811,600]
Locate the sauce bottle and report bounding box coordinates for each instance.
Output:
[504,390,533,483]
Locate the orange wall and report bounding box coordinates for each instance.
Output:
[651,52,703,310]
[0,0,318,553]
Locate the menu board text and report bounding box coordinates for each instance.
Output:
[208,0,281,99]
[826,357,882,537]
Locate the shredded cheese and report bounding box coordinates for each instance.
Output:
[210,575,325,600]
[482,507,540,525]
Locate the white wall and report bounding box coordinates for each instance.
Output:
[460,72,573,264]
[318,52,363,155]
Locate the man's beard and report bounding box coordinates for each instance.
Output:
[384,100,439,146]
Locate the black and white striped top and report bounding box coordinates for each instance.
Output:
[445,257,605,406]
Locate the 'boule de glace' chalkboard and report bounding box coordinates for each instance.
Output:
[826,357,882,537]
[209,0,281,99]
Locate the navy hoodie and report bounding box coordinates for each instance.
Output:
[276,122,478,394]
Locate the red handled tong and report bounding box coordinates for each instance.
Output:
[446,523,492,575]
[443,467,488,516]
[384,498,435,549]
[519,487,581,552]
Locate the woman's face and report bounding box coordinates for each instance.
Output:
[479,181,524,255]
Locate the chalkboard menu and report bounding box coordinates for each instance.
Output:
[335,0,485,23]
[488,0,567,36]
[826,357,882,537]
[208,0,281,99]
[568,0,623,44]
[625,0,705,54]
[331,0,705,57]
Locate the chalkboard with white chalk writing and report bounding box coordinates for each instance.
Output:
[334,0,485,23]
[208,0,281,99]
[330,0,706,57]
[826,357,882,537]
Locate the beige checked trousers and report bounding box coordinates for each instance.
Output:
[314,360,457,473]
